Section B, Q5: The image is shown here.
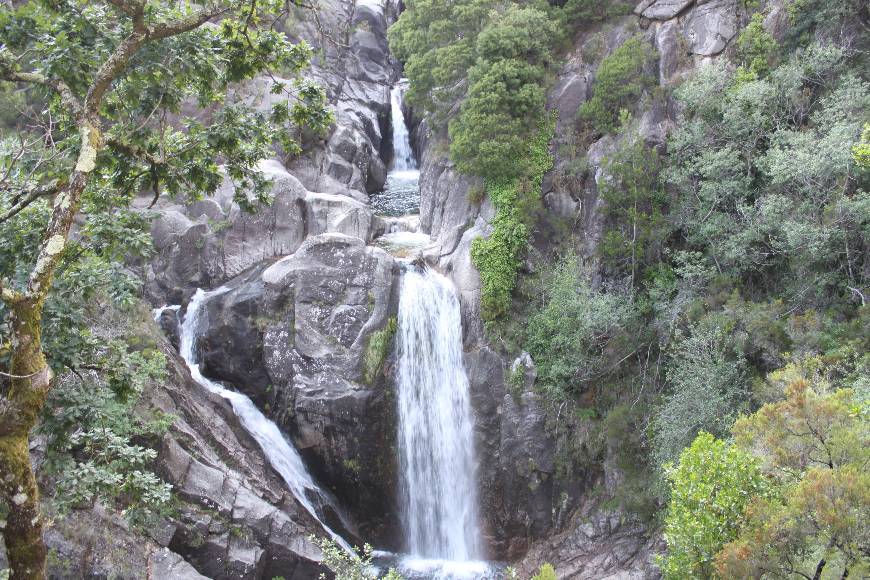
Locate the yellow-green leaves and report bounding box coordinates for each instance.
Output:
[658,433,771,579]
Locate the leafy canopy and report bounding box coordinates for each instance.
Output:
[658,432,773,580]
[448,4,557,180]
[661,357,869,579]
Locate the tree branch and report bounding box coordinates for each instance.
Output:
[0,69,83,119]
[105,0,146,18]
[85,17,148,114]
[0,277,23,305]
[0,183,59,225]
[148,6,232,41]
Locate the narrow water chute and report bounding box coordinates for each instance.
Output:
[175,288,354,553]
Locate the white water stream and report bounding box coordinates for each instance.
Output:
[396,268,482,561]
[153,75,491,578]
[371,79,422,218]
[164,290,353,553]
[390,80,417,173]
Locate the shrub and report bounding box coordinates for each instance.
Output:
[531,563,557,580]
[734,12,778,80]
[524,254,634,398]
[471,115,554,321]
[39,345,173,526]
[657,433,772,579]
[578,35,657,135]
[309,536,402,580]
[449,5,557,181]
[598,137,668,285]
[650,315,749,468]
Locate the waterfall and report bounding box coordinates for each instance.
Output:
[373,79,421,217]
[176,288,353,553]
[390,80,417,172]
[396,267,482,561]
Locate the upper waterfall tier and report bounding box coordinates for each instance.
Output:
[371,79,421,217]
[389,79,417,172]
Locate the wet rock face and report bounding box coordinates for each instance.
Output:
[151,344,328,580]
[194,234,401,545]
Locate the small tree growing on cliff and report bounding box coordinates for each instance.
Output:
[0,2,331,577]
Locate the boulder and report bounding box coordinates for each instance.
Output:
[683,0,738,56]
[196,234,400,545]
[150,548,211,580]
[634,0,694,20]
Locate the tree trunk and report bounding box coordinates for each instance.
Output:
[1,302,51,579]
[812,558,827,580]
[0,433,47,579]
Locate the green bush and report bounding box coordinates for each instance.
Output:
[471,115,554,321]
[531,563,558,580]
[524,254,634,398]
[556,0,632,31]
[449,5,556,181]
[657,433,772,579]
[39,345,173,526]
[734,12,777,80]
[650,315,748,468]
[388,0,497,114]
[578,35,657,134]
[309,536,402,580]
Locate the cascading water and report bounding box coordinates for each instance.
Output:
[390,80,416,172]
[396,267,482,562]
[172,289,353,553]
[371,79,421,218]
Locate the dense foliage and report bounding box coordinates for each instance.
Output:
[448,5,557,180]
[597,138,667,284]
[525,256,634,399]
[578,35,657,135]
[661,358,869,578]
[658,432,772,579]
[471,116,554,321]
[445,0,869,548]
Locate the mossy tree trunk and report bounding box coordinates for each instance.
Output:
[1,163,91,579]
[0,4,244,576]
[0,304,51,580]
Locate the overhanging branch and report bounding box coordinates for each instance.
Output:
[0,69,83,119]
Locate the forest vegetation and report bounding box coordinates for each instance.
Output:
[0,0,867,578]
[391,0,869,577]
